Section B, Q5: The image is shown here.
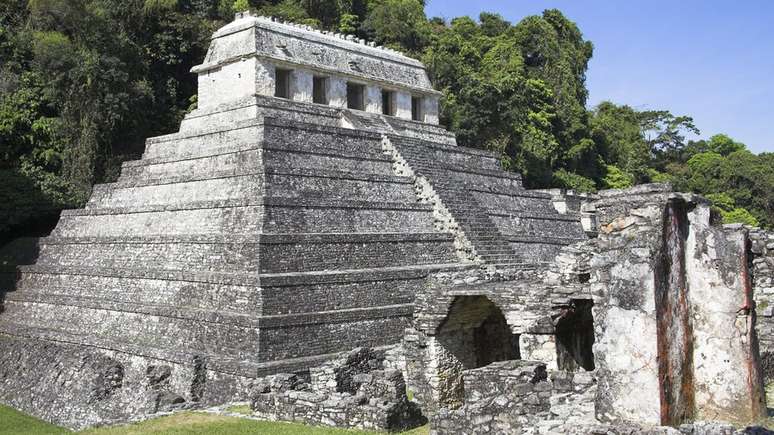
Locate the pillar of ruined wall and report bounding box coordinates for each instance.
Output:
[365,85,382,114]
[290,69,313,103]
[749,227,774,402]
[395,92,412,120]
[327,77,348,108]
[590,184,765,426]
[421,96,440,124]
[686,221,766,423]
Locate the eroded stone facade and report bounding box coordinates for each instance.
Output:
[0,13,771,434]
[404,185,771,434]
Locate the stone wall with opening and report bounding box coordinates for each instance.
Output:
[191,13,441,124]
[404,184,769,433]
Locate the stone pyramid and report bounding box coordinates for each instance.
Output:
[0,13,586,428]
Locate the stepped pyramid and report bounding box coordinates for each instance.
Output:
[0,13,587,429]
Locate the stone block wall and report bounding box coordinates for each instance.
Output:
[0,113,467,428]
[588,186,766,425]
[191,15,442,124]
[751,228,774,348]
[405,184,769,434]
[250,348,425,432]
[429,361,596,435]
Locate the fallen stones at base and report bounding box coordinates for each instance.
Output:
[250,347,425,432]
[429,360,596,435]
[427,359,773,435]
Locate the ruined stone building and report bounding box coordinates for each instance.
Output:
[1,13,773,434]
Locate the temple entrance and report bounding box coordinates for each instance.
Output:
[432,295,518,408]
[555,299,595,371]
[438,296,518,370]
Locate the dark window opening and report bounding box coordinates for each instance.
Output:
[275,68,291,99]
[555,299,595,371]
[438,296,519,370]
[382,90,396,116]
[313,76,328,104]
[347,82,365,111]
[411,96,423,121]
[578,273,591,283]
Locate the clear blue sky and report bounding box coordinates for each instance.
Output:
[425,0,774,154]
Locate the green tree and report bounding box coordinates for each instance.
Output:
[362,0,429,52]
[602,165,635,189]
[423,10,598,188]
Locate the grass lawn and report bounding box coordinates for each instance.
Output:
[0,405,430,435]
[0,405,68,435]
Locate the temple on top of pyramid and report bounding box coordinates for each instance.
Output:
[1,12,773,435]
[192,12,440,124]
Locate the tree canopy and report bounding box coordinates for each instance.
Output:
[0,0,771,239]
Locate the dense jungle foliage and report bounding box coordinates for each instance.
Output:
[1,0,772,241]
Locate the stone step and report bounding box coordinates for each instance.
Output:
[2,318,402,379]
[4,291,261,327]
[258,232,458,273]
[121,147,261,177]
[13,264,260,314]
[56,197,438,237]
[131,139,394,180]
[142,121,263,161]
[487,211,582,223]
[0,300,413,375]
[388,135,498,159]
[0,300,261,360]
[264,169,415,203]
[53,201,263,238]
[262,119,386,158]
[34,235,261,272]
[90,167,416,209]
[12,262,468,319]
[263,147,394,176]
[472,191,560,215]
[141,118,389,165]
[88,173,262,209]
[388,136,502,171]
[507,235,586,246]
[258,263,466,316]
[261,197,437,233]
[34,230,458,273]
[16,262,467,288]
[494,222,588,241]
[256,304,412,363]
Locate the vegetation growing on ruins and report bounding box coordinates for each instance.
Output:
[1,0,772,240]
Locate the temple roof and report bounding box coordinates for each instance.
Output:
[191,13,440,95]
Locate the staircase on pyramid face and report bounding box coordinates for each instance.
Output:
[0,12,586,429]
[383,134,588,266]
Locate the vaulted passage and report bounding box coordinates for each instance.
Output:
[438,296,519,370]
[555,299,595,372]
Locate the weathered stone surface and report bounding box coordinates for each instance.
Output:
[405,185,769,434]
[250,348,425,432]
[1,13,768,435]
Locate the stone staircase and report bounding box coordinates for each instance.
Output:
[432,189,520,265]
[387,135,587,266]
